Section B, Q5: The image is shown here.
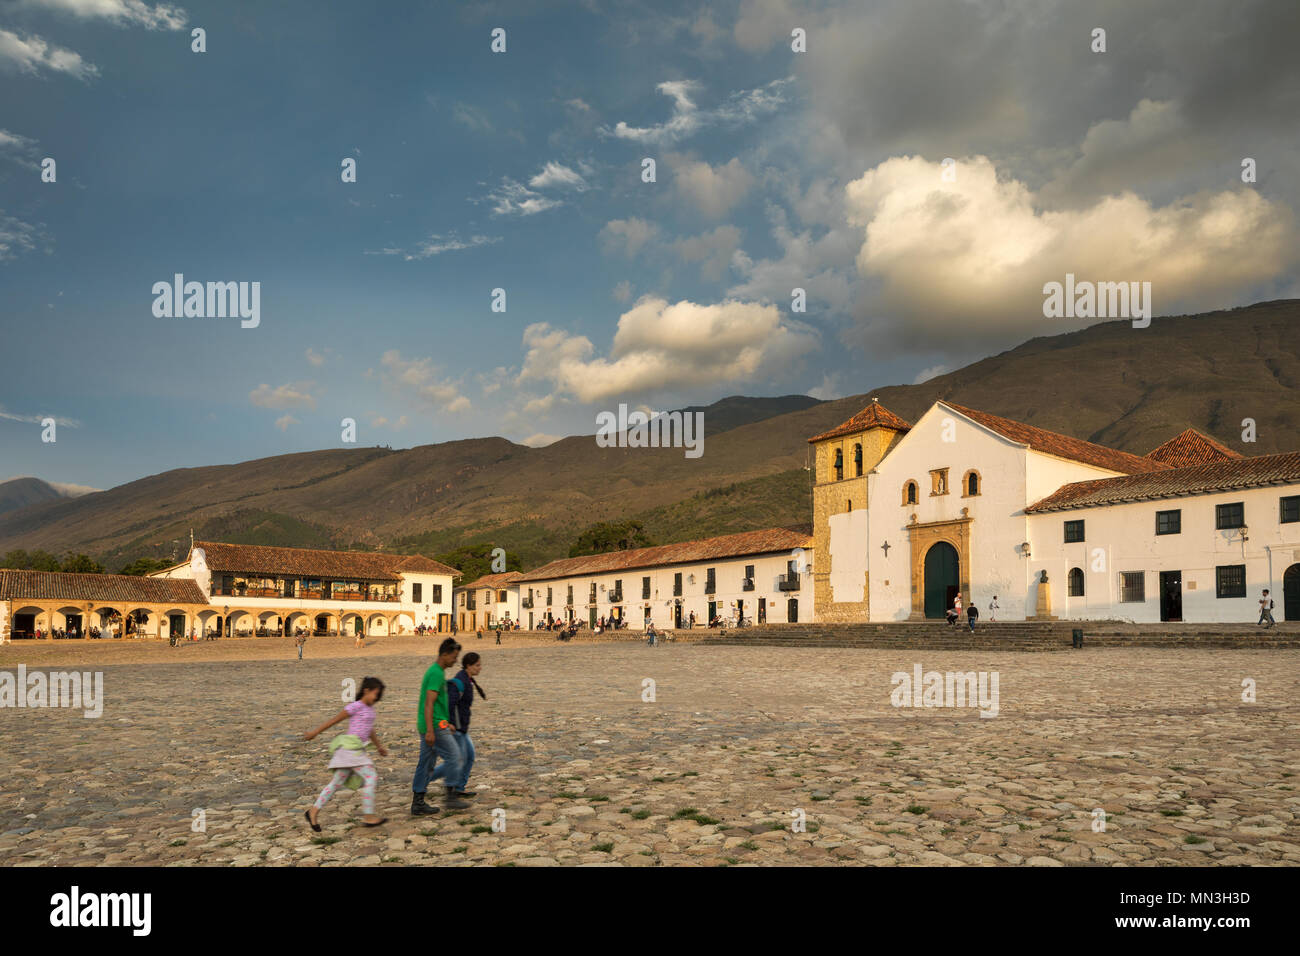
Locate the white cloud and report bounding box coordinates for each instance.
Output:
[19,0,188,30]
[274,414,300,432]
[367,232,501,260]
[477,366,512,395]
[305,347,326,367]
[380,350,470,412]
[602,77,791,145]
[452,102,493,132]
[249,382,317,410]
[0,29,98,80]
[612,279,633,303]
[0,407,80,427]
[529,161,588,192]
[520,433,563,447]
[599,217,658,258]
[0,129,39,166]
[807,372,841,401]
[670,156,754,218]
[516,296,818,404]
[484,178,563,217]
[672,225,742,280]
[844,154,1298,350]
[0,212,51,261]
[912,364,952,385]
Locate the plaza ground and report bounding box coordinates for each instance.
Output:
[1,636,1297,866]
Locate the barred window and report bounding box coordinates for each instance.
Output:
[432,585,442,603]
[1064,520,1085,543]
[1216,565,1246,599]
[1155,510,1181,535]
[1119,571,1145,603]
[413,583,422,603]
[1068,567,1084,596]
[1281,496,1300,524]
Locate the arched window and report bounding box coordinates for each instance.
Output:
[854,443,863,477]
[964,470,981,496]
[1068,567,1085,597]
[834,448,843,480]
[903,480,918,505]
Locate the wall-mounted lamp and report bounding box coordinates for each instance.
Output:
[1018,542,1031,559]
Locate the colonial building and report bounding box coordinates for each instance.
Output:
[454,571,522,631]
[151,541,458,636]
[811,397,1300,623]
[1,570,209,641]
[514,527,812,630]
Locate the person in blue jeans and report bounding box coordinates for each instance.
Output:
[446,652,486,798]
[411,639,469,815]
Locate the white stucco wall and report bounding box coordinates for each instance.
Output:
[1027,485,1300,622]
[827,508,869,602]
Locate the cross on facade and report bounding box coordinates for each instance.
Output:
[881,541,891,557]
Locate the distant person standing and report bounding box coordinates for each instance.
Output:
[1258,589,1276,628]
[966,603,979,632]
[988,596,998,621]
[295,631,306,661]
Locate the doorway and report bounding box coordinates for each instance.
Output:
[1284,564,1300,621]
[786,598,798,622]
[1159,570,1182,622]
[673,602,683,627]
[923,542,960,619]
[169,615,185,640]
[758,599,766,624]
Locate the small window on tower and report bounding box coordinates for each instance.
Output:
[854,443,863,477]
[833,448,843,481]
[903,481,918,506]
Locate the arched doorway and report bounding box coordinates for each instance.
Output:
[1284,564,1300,621]
[924,541,960,619]
[786,597,798,622]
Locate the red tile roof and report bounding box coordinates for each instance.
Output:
[808,400,912,443]
[1025,452,1300,512]
[460,571,524,591]
[194,541,459,581]
[941,402,1170,475]
[0,569,208,606]
[516,526,813,583]
[1146,428,1242,467]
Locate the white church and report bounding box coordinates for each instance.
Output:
[809,399,1300,624]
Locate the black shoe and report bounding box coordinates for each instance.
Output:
[454,790,477,799]
[443,788,471,810]
[411,793,440,816]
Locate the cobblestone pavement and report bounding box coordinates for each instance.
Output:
[2,640,1297,866]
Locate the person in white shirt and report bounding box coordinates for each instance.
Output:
[989,596,999,621]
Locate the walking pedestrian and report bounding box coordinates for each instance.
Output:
[303,676,388,830]
[1258,589,1276,628]
[966,603,979,632]
[410,638,469,815]
[446,652,485,799]
[988,596,998,621]
[295,631,306,661]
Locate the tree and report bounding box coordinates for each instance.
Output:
[435,542,522,583]
[61,553,105,574]
[118,556,173,576]
[568,520,655,558]
[2,549,61,571]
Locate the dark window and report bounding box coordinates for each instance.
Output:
[1064,520,1085,543]
[854,444,863,477]
[412,583,423,603]
[673,572,682,596]
[1216,502,1244,529]
[904,481,917,505]
[705,568,716,594]
[642,576,651,599]
[566,585,573,605]
[834,448,843,481]
[1216,565,1246,599]
[1155,510,1181,535]
[1119,572,1145,603]
[967,471,980,496]
[1281,496,1300,524]
[432,584,442,603]
[546,587,553,605]
[1068,567,1084,596]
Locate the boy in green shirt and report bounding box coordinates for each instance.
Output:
[411,638,469,814]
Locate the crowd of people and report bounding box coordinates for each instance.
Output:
[303,638,486,829]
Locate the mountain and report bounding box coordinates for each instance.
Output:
[0,477,76,517]
[1,299,1296,571]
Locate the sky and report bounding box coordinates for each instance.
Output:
[1,0,1298,491]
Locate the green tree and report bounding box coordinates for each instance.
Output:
[2,549,61,571]
[435,542,522,583]
[61,553,105,574]
[568,520,655,558]
[118,556,172,576]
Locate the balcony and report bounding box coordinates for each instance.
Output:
[466,596,477,610]
[704,581,716,595]
[522,597,534,609]
[673,584,682,597]
[609,589,623,604]
[779,573,801,591]
[641,588,651,600]
[742,578,755,592]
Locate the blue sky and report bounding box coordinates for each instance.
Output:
[2,0,1297,491]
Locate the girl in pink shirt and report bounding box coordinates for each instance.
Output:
[304,676,388,829]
